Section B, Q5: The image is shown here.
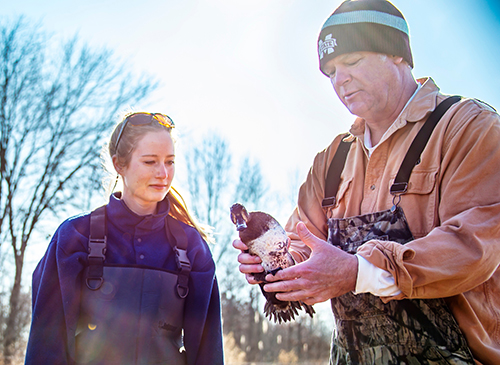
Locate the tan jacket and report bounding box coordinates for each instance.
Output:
[286,78,500,364]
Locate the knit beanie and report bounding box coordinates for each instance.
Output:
[318,0,413,76]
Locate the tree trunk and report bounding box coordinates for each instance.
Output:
[3,252,24,365]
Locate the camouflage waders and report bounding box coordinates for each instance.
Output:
[322,97,475,364]
[327,206,474,364]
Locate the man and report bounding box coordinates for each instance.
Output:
[234,0,500,364]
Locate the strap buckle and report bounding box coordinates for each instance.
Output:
[390,182,408,195]
[176,248,191,273]
[88,237,107,259]
[321,197,336,208]
[175,247,191,298]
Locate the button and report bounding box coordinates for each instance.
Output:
[370,184,376,190]
[139,254,145,259]
[137,238,142,243]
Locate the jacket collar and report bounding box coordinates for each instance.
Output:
[349,77,440,140]
[106,192,171,235]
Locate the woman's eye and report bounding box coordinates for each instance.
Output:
[166,160,175,166]
[144,160,155,165]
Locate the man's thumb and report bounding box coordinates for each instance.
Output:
[296,222,322,250]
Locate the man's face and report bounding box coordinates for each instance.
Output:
[323,51,404,123]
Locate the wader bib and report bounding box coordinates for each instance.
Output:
[75,207,190,365]
[322,97,475,364]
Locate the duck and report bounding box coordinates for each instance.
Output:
[230,203,315,323]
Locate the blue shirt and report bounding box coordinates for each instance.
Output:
[25,194,223,364]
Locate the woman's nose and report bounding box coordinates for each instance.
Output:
[157,164,168,178]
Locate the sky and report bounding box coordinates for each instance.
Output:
[3,0,499,195]
[3,1,500,275]
[2,0,500,331]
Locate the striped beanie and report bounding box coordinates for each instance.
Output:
[318,0,413,76]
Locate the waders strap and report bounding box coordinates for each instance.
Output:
[322,134,353,209]
[390,96,461,195]
[87,205,107,290]
[323,96,462,205]
[86,204,191,298]
[165,216,191,299]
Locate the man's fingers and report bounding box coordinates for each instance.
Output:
[276,292,328,305]
[245,273,262,285]
[237,252,262,265]
[296,221,326,251]
[239,263,264,274]
[264,266,299,282]
[264,279,325,304]
[263,275,303,293]
[232,239,248,251]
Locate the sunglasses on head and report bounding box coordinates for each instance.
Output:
[115,112,175,150]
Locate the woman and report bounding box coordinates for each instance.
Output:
[25,112,223,364]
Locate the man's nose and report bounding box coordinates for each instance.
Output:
[330,68,350,88]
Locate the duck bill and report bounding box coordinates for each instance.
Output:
[236,222,247,231]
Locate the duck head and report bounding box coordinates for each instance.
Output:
[230,203,249,231]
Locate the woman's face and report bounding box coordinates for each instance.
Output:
[113,129,175,215]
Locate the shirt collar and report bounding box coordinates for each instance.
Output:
[107,192,171,235]
[350,77,440,146]
[364,82,422,153]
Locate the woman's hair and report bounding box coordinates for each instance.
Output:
[108,113,173,168]
[105,112,213,244]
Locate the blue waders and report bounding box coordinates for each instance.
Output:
[75,207,190,365]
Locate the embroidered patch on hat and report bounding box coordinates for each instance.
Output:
[317,0,414,75]
[318,34,338,60]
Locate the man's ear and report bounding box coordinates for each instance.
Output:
[392,55,404,65]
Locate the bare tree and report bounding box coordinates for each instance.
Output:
[183,134,268,263]
[185,132,232,230]
[182,133,333,363]
[233,156,266,209]
[216,156,267,263]
[0,17,157,363]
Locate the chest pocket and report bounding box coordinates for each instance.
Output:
[396,169,439,237]
[337,176,354,204]
[323,176,353,219]
[323,96,460,234]
[405,168,438,194]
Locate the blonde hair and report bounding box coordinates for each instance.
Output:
[167,187,214,244]
[106,112,214,244]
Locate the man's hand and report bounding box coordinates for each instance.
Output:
[232,238,264,285]
[263,222,358,305]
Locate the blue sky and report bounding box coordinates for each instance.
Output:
[4,0,500,320]
[3,0,500,194]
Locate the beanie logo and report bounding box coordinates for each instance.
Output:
[318,34,337,59]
